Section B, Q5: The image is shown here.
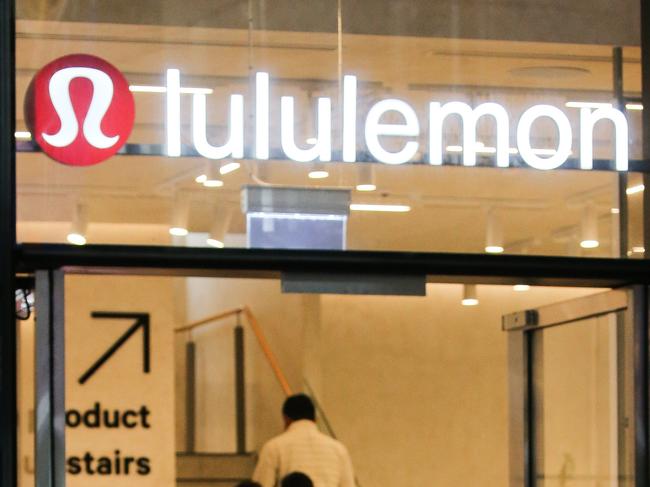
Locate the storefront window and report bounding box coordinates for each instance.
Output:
[15,1,643,257]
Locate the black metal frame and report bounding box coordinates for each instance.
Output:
[0,0,16,486]
[4,1,650,487]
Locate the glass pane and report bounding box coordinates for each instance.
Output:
[14,1,644,257]
[533,314,634,487]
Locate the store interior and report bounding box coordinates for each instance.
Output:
[13,13,646,257]
[15,275,628,487]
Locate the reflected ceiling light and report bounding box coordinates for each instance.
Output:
[626,184,645,195]
[306,137,318,145]
[220,161,241,175]
[513,284,531,292]
[626,103,643,111]
[207,207,233,248]
[565,101,612,109]
[579,203,599,249]
[350,204,411,212]
[169,193,190,236]
[485,209,504,254]
[14,131,31,140]
[633,246,646,254]
[446,143,497,154]
[129,85,213,95]
[203,162,224,188]
[308,163,329,179]
[475,142,496,154]
[462,284,479,306]
[611,208,620,214]
[67,203,88,246]
[356,164,377,192]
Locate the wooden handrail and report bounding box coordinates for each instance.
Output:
[174,307,243,334]
[175,306,293,397]
[243,306,293,396]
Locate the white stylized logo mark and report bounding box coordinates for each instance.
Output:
[42,67,119,149]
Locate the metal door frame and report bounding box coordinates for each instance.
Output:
[504,287,649,487]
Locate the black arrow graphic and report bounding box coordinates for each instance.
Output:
[78,312,150,385]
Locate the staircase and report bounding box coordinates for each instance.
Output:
[176,452,257,487]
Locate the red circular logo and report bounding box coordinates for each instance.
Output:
[25,54,135,166]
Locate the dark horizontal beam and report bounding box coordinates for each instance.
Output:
[14,243,650,287]
[16,141,649,173]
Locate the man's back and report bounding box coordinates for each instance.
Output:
[253,420,355,487]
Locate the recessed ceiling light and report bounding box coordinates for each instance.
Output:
[350,204,411,213]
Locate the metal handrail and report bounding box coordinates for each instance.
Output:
[175,306,293,396]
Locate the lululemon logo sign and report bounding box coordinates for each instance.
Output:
[25,54,135,166]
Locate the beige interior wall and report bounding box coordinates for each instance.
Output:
[316,284,601,487]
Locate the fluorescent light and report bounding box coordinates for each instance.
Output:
[611,208,620,214]
[350,204,411,212]
[633,246,646,253]
[169,227,189,236]
[531,148,557,156]
[220,162,241,175]
[206,238,225,248]
[306,137,318,145]
[130,85,213,94]
[566,101,612,109]
[446,143,496,154]
[626,103,643,111]
[476,146,497,154]
[485,245,504,254]
[195,174,207,184]
[248,212,346,222]
[15,131,31,139]
[203,179,224,188]
[66,233,87,246]
[356,184,377,192]
[513,284,530,292]
[626,184,645,195]
[308,170,329,179]
[580,239,599,249]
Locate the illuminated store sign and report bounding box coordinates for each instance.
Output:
[27,55,629,171]
[25,54,135,166]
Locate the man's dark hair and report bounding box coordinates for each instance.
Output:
[282,394,316,421]
[235,482,262,487]
[281,472,314,487]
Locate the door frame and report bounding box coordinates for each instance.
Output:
[503,287,649,487]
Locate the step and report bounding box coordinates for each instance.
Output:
[176,452,256,483]
[177,481,244,487]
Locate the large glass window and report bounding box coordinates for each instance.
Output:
[15,1,643,257]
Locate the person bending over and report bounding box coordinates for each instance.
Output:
[252,394,355,487]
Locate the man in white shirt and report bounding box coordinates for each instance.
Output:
[252,394,356,487]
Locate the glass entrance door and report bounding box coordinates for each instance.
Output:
[503,289,641,487]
